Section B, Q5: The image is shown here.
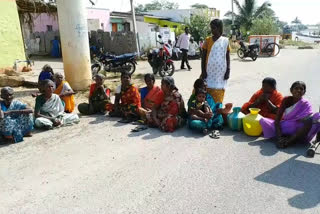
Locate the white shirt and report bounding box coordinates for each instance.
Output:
[177,33,190,50]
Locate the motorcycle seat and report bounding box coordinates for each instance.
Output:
[115,53,136,59]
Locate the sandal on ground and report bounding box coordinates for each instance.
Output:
[118,118,131,123]
[209,130,220,139]
[131,126,148,132]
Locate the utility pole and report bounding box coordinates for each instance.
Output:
[130,0,140,56]
[56,0,91,90]
[231,0,234,25]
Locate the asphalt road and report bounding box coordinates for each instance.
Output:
[1,49,320,213]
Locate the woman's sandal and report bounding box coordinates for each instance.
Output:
[209,130,220,139]
[131,126,148,132]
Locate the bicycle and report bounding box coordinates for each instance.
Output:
[260,39,280,57]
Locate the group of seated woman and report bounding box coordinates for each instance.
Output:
[1,66,319,149]
[0,80,79,143]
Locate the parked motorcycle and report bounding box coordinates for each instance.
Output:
[91,52,137,77]
[237,41,259,61]
[148,35,175,77]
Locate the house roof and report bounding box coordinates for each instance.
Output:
[16,0,57,13]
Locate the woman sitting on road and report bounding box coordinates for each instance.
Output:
[260,81,320,148]
[34,79,79,129]
[109,71,141,121]
[53,72,75,113]
[0,87,33,143]
[78,74,112,115]
[146,76,186,132]
[39,64,54,82]
[241,77,283,119]
[187,79,225,133]
[139,74,164,118]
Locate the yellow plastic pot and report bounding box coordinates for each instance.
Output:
[243,108,263,136]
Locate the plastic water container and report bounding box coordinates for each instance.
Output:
[243,108,263,136]
[227,107,245,131]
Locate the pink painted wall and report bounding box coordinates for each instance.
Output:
[32,13,59,32]
[87,8,110,32]
[29,8,110,32]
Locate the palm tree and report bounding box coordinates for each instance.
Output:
[225,0,272,32]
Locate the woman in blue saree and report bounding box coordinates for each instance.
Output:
[187,79,225,133]
[0,87,33,143]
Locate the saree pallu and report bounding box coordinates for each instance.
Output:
[0,100,33,143]
[187,93,224,132]
[260,98,320,142]
[54,80,75,113]
[142,86,164,110]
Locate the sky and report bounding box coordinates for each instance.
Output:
[88,0,320,25]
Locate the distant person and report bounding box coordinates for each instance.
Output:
[53,72,76,113]
[51,36,61,58]
[176,27,191,70]
[188,37,199,56]
[241,77,283,119]
[201,19,231,103]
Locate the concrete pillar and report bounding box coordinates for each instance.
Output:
[56,0,91,90]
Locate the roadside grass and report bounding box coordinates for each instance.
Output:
[280,40,317,49]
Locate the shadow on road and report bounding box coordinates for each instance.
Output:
[255,154,320,210]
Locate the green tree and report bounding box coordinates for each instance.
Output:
[191,3,208,9]
[135,0,179,13]
[225,0,272,32]
[185,13,211,42]
[250,16,279,35]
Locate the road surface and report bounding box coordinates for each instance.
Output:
[1,49,320,213]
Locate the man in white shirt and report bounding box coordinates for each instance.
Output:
[188,37,199,56]
[176,27,192,70]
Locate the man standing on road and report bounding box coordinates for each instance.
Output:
[176,27,192,70]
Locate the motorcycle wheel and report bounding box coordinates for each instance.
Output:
[159,62,175,77]
[237,49,245,59]
[251,55,258,61]
[152,66,158,74]
[91,64,101,76]
[122,61,136,75]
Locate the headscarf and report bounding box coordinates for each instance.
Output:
[162,76,177,90]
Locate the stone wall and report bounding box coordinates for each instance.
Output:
[90,30,157,55]
[26,30,60,55]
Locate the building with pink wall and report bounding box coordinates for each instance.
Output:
[87,8,110,32]
[31,14,59,32]
[26,8,110,33]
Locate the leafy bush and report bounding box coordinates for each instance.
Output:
[250,16,280,35]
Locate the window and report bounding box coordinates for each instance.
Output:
[47,25,53,32]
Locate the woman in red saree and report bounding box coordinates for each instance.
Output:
[241,77,283,119]
[139,74,164,118]
[146,76,186,132]
[109,71,141,120]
